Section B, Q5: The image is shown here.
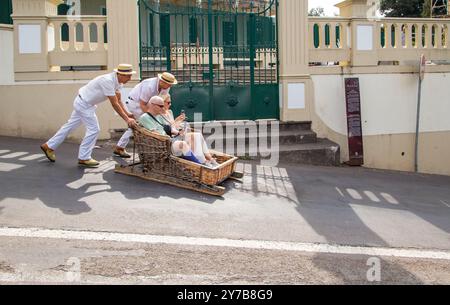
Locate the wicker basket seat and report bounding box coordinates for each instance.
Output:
[115,125,241,196]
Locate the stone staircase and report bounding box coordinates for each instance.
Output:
[109,121,341,167]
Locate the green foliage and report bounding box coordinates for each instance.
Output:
[422,0,448,17]
[380,0,448,17]
[380,0,425,17]
[309,7,325,17]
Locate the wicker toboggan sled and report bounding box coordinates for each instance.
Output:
[114,125,243,196]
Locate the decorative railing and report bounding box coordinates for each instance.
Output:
[376,18,449,62]
[141,44,276,72]
[48,16,108,68]
[309,17,351,64]
[309,17,450,66]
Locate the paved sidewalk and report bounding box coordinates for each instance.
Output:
[0,136,449,251]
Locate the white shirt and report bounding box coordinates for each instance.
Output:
[78,72,122,107]
[128,77,169,104]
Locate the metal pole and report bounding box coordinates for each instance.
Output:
[249,13,256,120]
[415,76,422,173]
[207,0,214,120]
[138,0,142,79]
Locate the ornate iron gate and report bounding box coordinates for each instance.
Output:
[138,0,279,121]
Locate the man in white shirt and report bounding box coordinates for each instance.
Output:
[40,64,138,168]
[113,72,178,158]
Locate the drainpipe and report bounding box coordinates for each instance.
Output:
[415,55,425,173]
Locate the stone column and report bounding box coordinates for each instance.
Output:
[278,0,313,122]
[106,0,140,80]
[12,0,62,73]
[336,0,379,67]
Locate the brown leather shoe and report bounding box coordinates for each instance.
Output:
[40,143,56,162]
[113,147,131,159]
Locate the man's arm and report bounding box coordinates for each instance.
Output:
[108,95,137,128]
[139,99,148,114]
[115,91,134,119]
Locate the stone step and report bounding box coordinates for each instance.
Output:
[110,126,317,146]
[205,129,317,148]
[278,139,341,166]
[110,121,313,140]
[243,138,341,167]
[199,121,313,133]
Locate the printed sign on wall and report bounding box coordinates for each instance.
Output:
[344,78,364,166]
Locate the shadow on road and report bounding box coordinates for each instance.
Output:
[0,139,221,217]
[311,253,424,284]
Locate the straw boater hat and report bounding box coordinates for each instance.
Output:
[114,64,136,75]
[158,72,178,85]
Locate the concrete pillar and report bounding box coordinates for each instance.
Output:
[350,18,378,66]
[278,0,313,122]
[106,0,140,80]
[335,0,379,67]
[12,0,62,73]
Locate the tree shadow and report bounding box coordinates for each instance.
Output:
[233,161,450,246]
[231,161,449,283]
[0,138,222,220]
[0,146,91,215]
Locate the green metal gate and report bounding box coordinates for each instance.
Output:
[0,0,13,25]
[138,0,279,121]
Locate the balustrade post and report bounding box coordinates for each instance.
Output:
[395,24,402,49]
[340,23,348,49]
[418,23,425,49]
[385,23,392,49]
[434,25,440,49]
[406,24,413,49]
[83,22,90,51]
[53,20,61,52]
[68,21,76,51]
[96,22,106,51]
[319,24,326,49]
[329,23,336,49]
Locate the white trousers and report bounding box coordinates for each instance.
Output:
[188,132,210,164]
[117,98,144,149]
[47,97,100,160]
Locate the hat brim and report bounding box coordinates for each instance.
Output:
[158,73,178,85]
[114,69,137,75]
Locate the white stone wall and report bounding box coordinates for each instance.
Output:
[311,72,450,175]
[312,73,450,137]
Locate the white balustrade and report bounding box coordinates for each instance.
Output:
[308,17,351,64]
[48,16,108,68]
[309,17,450,66]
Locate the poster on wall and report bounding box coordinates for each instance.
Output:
[344,78,364,166]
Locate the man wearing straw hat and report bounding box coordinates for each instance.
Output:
[40,64,138,168]
[113,72,178,158]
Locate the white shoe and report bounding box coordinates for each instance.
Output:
[210,159,220,168]
[204,162,214,169]
[204,159,220,169]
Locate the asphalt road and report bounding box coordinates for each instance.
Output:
[0,136,449,284]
